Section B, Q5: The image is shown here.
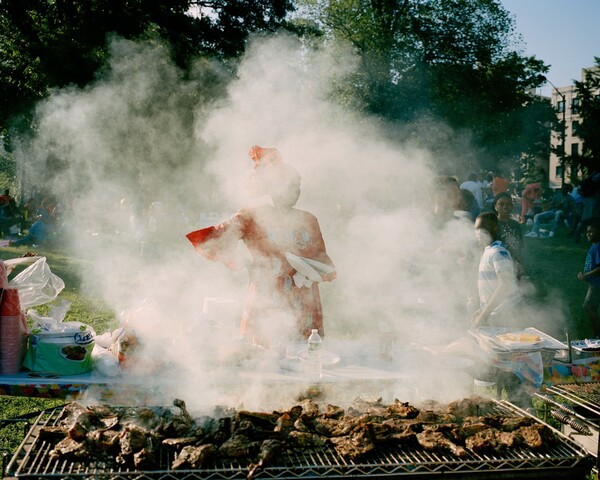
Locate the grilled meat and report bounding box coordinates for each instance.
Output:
[247,439,285,480]
[288,430,327,448]
[329,424,375,460]
[464,428,517,452]
[415,410,457,423]
[162,436,198,448]
[218,434,261,457]
[274,413,295,433]
[447,396,495,417]
[500,416,534,431]
[416,429,468,457]
[87,429,120,453]
[119,424,157,456]
[517,424,555,449]
[322,404,345,419]
[38,426,69,443]
[49,437,90,460]
[133,446,157,470]
[44,396,559,473]
[387,399,419,419]
[172,443,217,470]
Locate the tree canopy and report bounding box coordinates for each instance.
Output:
[0,0,293,134]
[573,58,600,173]
[0,0,558,185]
[294,0,553,170]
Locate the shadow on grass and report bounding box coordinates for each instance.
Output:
[521,228,591,339]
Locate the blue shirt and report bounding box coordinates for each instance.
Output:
[584,242,600,288]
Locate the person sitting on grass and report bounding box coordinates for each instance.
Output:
[577,219,600,338]
[524,184,575,238]
[11,210,54,246]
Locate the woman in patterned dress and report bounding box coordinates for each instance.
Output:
[186,146,335,345]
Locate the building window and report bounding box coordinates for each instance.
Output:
[557,99,565,113]
[572,120,580,136]
[572,97,580,114]
[571,143,579,157]
[556,165,563,178]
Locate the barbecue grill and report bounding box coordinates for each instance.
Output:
[537,382,600,465]
[5,400,593,480]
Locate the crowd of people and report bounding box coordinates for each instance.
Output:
[431,168,600,342]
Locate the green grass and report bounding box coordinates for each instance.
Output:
[520,225,591,339]
[0,226,596,466]
[0,243,117,460]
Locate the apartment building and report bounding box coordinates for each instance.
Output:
[548,66,599,187]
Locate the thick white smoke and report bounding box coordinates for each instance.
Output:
[10,32,553,411]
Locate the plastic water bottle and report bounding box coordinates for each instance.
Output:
[307,329,323,379]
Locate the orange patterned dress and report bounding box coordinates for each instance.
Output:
[187,205,335,342]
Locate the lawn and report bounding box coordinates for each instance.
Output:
[0,226,595,467]
[0,243,118,464]
[520,226,591,340]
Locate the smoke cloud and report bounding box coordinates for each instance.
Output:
[11,32,562,412]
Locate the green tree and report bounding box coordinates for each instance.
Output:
[573,58,600,173]
[0,0,294,133]
[295,0,553,170]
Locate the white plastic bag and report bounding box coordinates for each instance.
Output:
[8,257,65,309]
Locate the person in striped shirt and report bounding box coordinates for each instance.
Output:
[472,212,522,328]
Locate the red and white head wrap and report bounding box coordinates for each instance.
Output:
[247,145,299,198]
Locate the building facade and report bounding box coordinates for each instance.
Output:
[548,67,599,187]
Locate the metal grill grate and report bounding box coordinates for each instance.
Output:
[6,401,595,480]
[548,383,600,418]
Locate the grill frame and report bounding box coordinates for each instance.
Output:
[539,382,600,467]
[6,400,595,480]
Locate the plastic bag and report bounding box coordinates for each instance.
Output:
[27,299,71,332]
[8,257,65,309]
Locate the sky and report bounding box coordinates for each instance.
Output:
[500,0,600,95]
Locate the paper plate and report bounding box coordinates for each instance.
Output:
[4,256,42,268]
[301,257,336,275]
[285,252,322,282]
[586,339,600,349]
